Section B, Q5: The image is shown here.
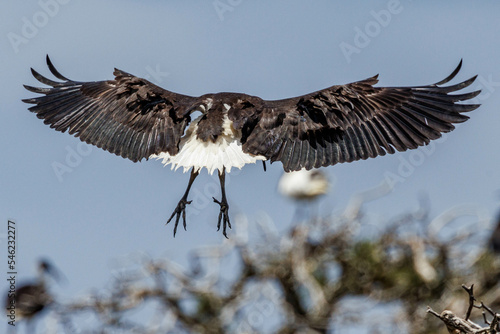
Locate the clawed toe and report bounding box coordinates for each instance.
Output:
[166,170,199,237]
[167,199,192,237]
[213,197,231,238]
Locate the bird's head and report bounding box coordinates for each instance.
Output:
[37,259,64,284]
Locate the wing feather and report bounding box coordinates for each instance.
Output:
[24,56,201,162]
[240,62,480,171]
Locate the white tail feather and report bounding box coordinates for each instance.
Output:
[151,114,266,174]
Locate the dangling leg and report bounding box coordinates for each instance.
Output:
[167,169,199,237]
[213,167,232,238]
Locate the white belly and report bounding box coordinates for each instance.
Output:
[150,115,266,175]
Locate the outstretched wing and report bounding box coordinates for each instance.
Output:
[236,61,480,172]
[24,56,201,162]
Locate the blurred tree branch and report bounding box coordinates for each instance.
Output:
[24,184,498,333]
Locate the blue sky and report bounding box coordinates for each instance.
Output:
[1,0,500,330]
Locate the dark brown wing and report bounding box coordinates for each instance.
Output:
[24,56,202,162]
[236,61,480,172]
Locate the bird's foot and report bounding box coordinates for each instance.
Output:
[166,198,192,237]
[213,197,231,238]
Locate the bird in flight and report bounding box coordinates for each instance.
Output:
[24,56,480,237]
